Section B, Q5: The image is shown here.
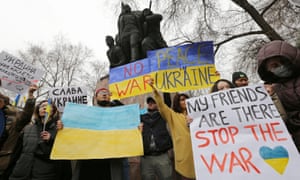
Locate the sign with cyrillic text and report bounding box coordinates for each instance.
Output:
[49,86,88,112]
[0,51,44,94]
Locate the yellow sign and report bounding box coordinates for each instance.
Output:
[110,64,219,99]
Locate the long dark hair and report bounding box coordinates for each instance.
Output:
[210,79,235,93]
[33,100,59,123]
[172,93,189,113]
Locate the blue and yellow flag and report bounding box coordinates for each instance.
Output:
[109,41,220,99]
[12,94,20,107]
[43,98,52,131]
[45,98,52,122]
[51,103,143,159]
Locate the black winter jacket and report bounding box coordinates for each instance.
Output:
[9,113,71,180]
[141,110,172,155]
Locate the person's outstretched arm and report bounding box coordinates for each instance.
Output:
[15,84,37,131]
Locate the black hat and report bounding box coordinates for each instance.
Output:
[146,97,156,104]
[232,71,248,83]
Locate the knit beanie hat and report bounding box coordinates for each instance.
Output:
[95,88,110,96]
[232,71,248,83]
[146,97,156,104]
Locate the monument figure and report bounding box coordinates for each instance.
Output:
[105,35,127,68]
[141,8,167,57]
[117,3,143,62]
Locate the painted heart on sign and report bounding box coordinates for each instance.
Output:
[259,146,289,175]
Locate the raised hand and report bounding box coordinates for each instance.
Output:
[28,84,38,98]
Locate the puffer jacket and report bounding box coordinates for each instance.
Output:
[0,98,36,176]
[257,40,300,152]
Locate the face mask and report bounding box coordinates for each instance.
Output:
[271,65,293,78]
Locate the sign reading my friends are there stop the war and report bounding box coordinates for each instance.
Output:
[186,84,300,180]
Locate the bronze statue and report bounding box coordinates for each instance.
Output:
[105,35,127,68]
[108,2,168,66]
[141,8,167,57]
[117,3,143,62]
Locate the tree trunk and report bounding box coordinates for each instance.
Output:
[231,0,283,40]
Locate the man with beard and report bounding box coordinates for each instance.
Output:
[231,71,249,87]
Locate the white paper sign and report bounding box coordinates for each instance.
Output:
[186,84,300,180]
[49,86,88,112]
[0,51,44,94]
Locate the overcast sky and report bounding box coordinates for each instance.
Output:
[0,0,120,63]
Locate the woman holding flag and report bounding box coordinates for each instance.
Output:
[9,99,71,180]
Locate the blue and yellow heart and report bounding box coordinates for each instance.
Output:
[259,146,289,175]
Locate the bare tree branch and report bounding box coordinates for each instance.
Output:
[260,0,279,16]
[231,0,283,40]
[214,30,265,53]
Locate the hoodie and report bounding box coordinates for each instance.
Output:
[257,40,300,152]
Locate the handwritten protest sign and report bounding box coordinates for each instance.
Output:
[109,41,219,99]
[0,51,44,94]
[48,86,88,112]
[186,85,300,180]
[51,103,143,159]
[147,41,214,70]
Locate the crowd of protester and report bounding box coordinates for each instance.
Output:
[0,40,299,180]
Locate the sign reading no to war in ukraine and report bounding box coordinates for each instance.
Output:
[109,41,220,99]
[186,85,300,180]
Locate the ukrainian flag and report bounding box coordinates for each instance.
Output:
[51,103,143,159]
[45,99,52,122]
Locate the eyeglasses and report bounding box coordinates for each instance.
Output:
[98,91,109,95]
